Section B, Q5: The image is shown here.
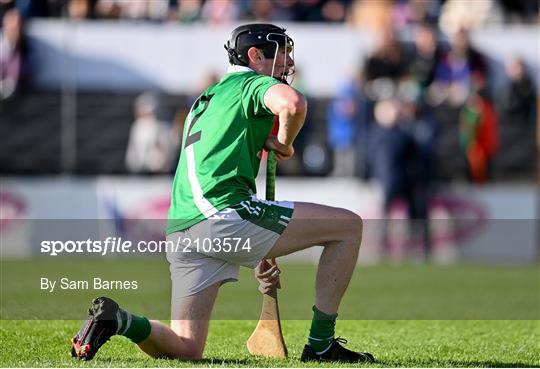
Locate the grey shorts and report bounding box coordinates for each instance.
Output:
[166,196,294,299]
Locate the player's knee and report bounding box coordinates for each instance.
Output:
[344,212,363,247]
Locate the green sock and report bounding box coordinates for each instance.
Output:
[117,308,151,343]
[308,305,337,354]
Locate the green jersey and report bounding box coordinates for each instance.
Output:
[167,66,281,234]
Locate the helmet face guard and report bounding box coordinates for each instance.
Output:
[225,23,295,84]
[266,32,295,84]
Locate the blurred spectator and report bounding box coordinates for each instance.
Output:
[0,0,536,24]
[243,0,275,22]
[174,0,202,23]
[498,57,536,127]
[391,0,441,30]
[200,0,239,25]
[284,0,350,23]
[494,57,536,177]
[94,0,119,18]
[321,0,348,23]
[459,90,498,183]
[368,93,436,259]
[361,28,410,160]
[285,0,324,22]
[409,22,442,89]
[449,28,488,86]
[427,28,488,107]
[125,92,171,174]
[67,0,96,19]
[95,0,170,21]
[0,8,31,100]
[271,0,295,21]
[327,76,362,176]
[348,0,392,30]
[274,0,341,22]
[439,0,503,35]
[364,28,409,83]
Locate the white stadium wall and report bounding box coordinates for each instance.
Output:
[26,21,539,97]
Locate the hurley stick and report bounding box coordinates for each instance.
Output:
[246,150,288,358]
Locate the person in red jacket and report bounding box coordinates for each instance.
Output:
[459,90,498,183]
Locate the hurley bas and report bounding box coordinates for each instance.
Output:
[41,277,138,293]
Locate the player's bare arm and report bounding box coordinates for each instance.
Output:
[263,84,307,160]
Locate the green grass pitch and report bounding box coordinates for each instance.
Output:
[1,260,539,367]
